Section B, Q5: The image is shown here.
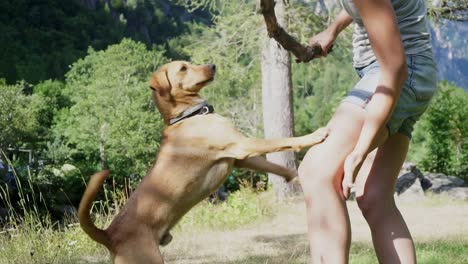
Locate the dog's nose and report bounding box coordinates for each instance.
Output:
[208,64,216,72]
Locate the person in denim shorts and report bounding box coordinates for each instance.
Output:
[298,0,437,263]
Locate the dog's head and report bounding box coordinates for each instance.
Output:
[149,61,216,124]
[149,61,216,98]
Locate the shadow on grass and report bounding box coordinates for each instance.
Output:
[221,233,309,264]
[174,233,468,264]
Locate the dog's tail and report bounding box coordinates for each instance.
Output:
[78,170,113,250]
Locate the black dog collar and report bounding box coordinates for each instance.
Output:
[169,101,214,125]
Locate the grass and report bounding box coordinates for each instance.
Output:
[219,240,468,264]
[1,155,467,263]
[175,187,275,232]
[1,196,468,264]
[350,240,468,264]
[0,161,276,264]
[2,224,466,264]
[0,188,275,264]
[163,235,468,264]
[0,219,108,264]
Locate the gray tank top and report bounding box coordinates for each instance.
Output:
[339,0,432,68]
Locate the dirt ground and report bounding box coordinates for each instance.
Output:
[162,197,468,264]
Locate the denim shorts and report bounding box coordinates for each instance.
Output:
[342,48,438,139]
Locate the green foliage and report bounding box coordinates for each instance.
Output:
[34,80,69,114]
[2,0,464,221]
[176,0,356,137]
[0,81,45,149]
[427,0,468,21]
[31,80,70,152]
[0,0,125,83]
[177,1,264,136]
[286,1,357,135]
[410,82,468,179]
[53,39,167,185]
[174,0,219,12]
[225,169,268,193]
[0,0,210,84]
[293,56,356,136]
[166,0,357,181]
[31,164,85,212]
[176,186,274,231]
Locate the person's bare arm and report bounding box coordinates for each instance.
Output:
[330,9,354,37]
[309,10,353,56]
[342,0,408,198]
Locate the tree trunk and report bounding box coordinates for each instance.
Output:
[261,0,298,200]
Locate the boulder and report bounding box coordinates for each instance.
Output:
[395,163,426,201]
[425,173,466,193]
[395,177,425,201]
[61,164,79,173]
[422,173,468,201]
[398,162,424,178]
[395,163,425,195]
[395,172,418,195]
[420,176,433,191]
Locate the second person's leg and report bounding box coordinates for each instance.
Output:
[353,133,416,263]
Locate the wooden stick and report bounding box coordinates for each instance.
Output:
[260,0,324,63]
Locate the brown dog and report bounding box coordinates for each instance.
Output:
[78,61,328,263]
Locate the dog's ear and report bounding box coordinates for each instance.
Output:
[149,67,170,97]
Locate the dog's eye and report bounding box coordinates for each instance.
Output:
[180,65,187,72]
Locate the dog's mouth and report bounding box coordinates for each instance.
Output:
[196,76,214,87]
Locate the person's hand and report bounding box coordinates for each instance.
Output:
[342,151,365,199]
[308,28,336,58]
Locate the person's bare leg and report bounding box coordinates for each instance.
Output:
[298,103,366,264]
[354,133,416,264]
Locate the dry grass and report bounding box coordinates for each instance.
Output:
[162,196,468,264]
[1,188,467,264]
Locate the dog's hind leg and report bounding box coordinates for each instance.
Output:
[235,156,297,182]
[115,247,164,264]
[115,237,164,264]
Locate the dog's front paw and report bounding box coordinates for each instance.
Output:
[297,127,329,150]
[309,127,329,144]
[288,177,300,185]
[285,168,298,183]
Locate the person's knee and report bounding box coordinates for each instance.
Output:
[356,190,395,223]
[299,152,343,207]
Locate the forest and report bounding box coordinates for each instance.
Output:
[0,0,467,216]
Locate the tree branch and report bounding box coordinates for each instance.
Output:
[260,0,323,63]
[428,4,468,21]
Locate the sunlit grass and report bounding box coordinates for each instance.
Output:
[0,157,275,263]
[1,154,467,264]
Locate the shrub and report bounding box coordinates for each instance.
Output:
[0,80,45,149]
[53,39,167,186]
[410,82,468,180]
